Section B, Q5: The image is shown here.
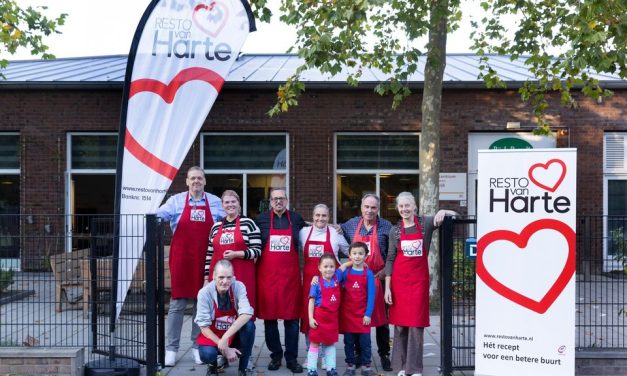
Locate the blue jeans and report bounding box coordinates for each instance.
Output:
[344,332,372,367]
[198,320,256,371]
[264,319,299,363]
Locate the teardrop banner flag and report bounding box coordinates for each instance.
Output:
[475,148,576,376]
[113,0,255,319]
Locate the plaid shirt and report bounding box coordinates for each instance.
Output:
[340,216,393,258]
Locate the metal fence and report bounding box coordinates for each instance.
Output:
[440,216,627,374]
[0,214,165,375]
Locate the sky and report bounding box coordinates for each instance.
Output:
[10,0,476,60]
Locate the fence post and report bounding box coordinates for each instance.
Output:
[145,214,157,375]
[440,216,454,376]
[157,219,165,368]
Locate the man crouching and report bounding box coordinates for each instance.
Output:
[196,259,255,376]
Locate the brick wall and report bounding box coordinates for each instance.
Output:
[0,348,84,376]
[0,86,625,263]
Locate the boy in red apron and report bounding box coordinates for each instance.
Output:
[196,260,255,376]
[307,254,351,376]
[339,242,376,376]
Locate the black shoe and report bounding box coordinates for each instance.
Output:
[207,362,218,376]
[268,359,282,371]
[286,360,304,373]
[381,356,392,372]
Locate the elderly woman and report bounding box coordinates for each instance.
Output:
[299,203,350,334]
[384,192,456,376]
[206,190,262,315]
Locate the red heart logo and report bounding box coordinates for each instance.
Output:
[192,2,229,38]
[528,159,566,192]
[476,219,575,314]
[280,236,290,245]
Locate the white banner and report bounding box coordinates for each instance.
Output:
[116,0,254,318]
[475,148,576,376]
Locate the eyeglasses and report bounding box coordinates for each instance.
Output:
[271,197,287,202]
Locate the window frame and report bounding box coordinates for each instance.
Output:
[201,132,290,217]
[334,132,420,223]
[0,132,21,174]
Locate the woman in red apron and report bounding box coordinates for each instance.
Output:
[207,190,261,319]
[384,192,454,376]
[300,204,347,333]
[306,254,347,376]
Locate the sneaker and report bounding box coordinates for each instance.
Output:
[361,368,375,376]
[192,348,203,365]
[207,363,218,376]
[287,360,304,373]
[397,371,406,376]
[268,359,282,371]
[307,371,318,376]
[326,369,339,376]
[238,369,253,376]
[410,374,422,376]
[164,350,176,367]
[217,355,228,371]
[381,356,392,372]
[343,367,356,376]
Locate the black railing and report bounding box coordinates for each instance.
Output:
[0,214,165,376]
[441,216,627,374]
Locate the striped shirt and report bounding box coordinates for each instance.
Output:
[204,216,262,277]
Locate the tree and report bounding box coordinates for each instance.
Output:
[0,0,66,75]
[248,0,627,298]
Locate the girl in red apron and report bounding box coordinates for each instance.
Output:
[306,254,348,376]
[384,192,452,376]
[301,225,338,333]
[339,242,376,376]
[208,190,260,319]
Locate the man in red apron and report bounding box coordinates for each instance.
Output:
[196,260,255,376]
[157,166,225,367]
[340,193,393,371]
[255,188,306,373]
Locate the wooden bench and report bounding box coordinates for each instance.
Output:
[49,249,90,312]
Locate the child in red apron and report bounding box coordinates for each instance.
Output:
[339,242,376,376]
[307,254,350,376]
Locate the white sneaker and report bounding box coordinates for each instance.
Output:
[397,371,406,376]
[165,350,177,367]
[192,348,203,365]
[410,374,422,376]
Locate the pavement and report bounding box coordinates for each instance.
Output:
[161,315,474,376]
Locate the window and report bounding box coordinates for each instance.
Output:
[0,133,20,265]
[66,133,117,252]
[202,133,288,218]
[604,133,627,271]
[335,133,420,223]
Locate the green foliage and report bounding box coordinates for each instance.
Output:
[249,0,626,131]
[609,226,627,267]
[0,0,66,76]
[0,268,14,291]
[472,0,625,133]
[452,240,476,301]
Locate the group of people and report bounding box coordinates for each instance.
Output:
[157,166,456,376]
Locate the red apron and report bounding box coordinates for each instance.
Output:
[197,287,237,346]
[301,226,337,333]
[309,275,341,345]
[389,216,429,327]
[339,266,371,334]
[169,193,214,299]
[352,219,387,326]
[255,211,302,320]
[208,216,256,320]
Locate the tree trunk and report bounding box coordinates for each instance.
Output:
[420,0,449,303]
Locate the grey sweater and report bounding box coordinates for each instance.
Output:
[385,216,436,276]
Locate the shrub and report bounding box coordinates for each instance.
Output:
[0,269,14,292]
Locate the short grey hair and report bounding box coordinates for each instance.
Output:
[269,187,287,199]
[312,203,330,216]
[361,193,380,205]
[213,259,234,276]
[395,191,417,208]
[187,166,204,176]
